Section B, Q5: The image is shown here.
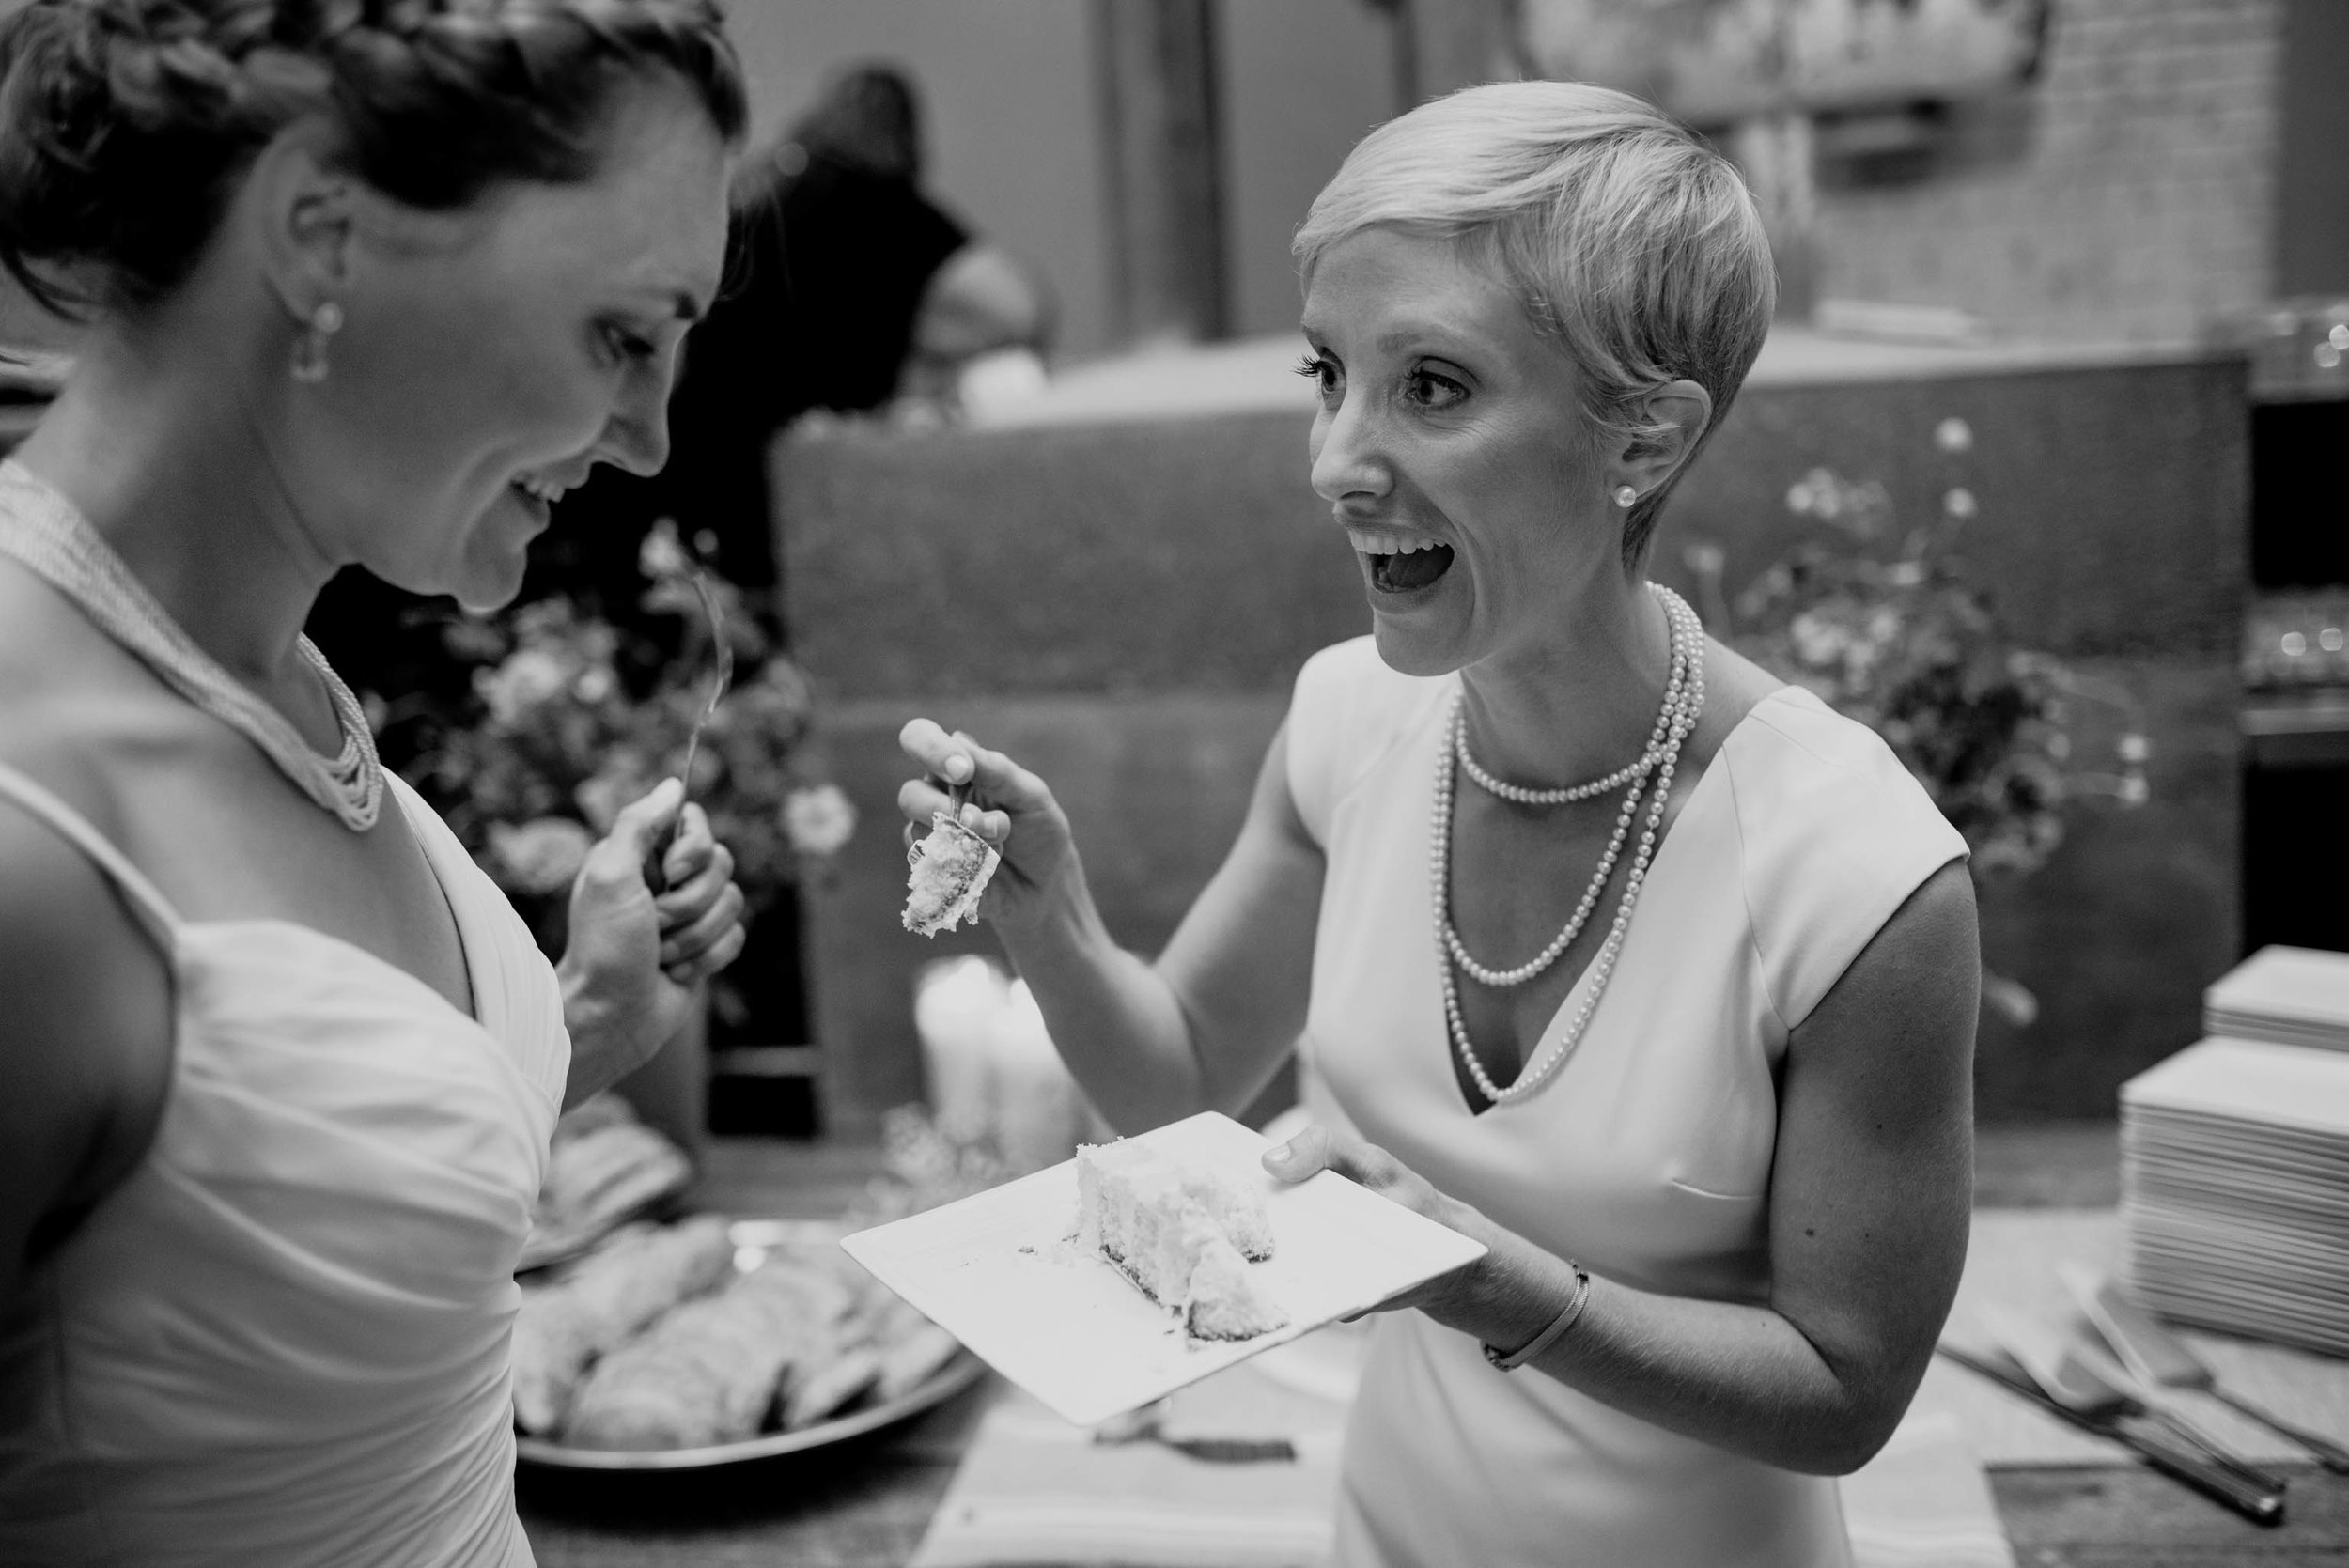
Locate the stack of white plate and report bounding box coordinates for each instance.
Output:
[2203,946,2349,1051]
[2120,1034,2349,1357]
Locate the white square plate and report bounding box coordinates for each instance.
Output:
[840,1110,1487,1428]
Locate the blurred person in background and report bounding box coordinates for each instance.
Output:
[553,59,1053,617]
[900,81,1978,1568]
[0,1,749,1560]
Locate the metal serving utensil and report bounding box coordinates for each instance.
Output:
[644,569,734,895]
[1975,1306,2290,1497]
[2062,1264,2349,1474]
[1937,1338,2285,1526]
[904,781,984,864]
[1091,1399,1297,1465]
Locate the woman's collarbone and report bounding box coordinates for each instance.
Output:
[106,748,474,1014]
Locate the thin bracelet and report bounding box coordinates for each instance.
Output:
[1483,1263,1592,1371]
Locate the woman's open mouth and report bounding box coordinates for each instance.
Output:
[1348,528,1455,594]
[506,472,574,529]
[511,473,569,509]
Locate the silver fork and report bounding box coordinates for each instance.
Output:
[644,568,733,894]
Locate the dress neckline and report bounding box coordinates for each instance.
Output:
[1438,683,1797,1113]
[176,914,489,1034]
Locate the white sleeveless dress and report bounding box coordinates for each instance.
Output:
[0,765,568,1567]
[1284,636,1968,1568]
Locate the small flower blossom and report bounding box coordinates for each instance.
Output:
[474,648,571,725]
[638,518,692,581]
[1790,611,1847,667]
[1943,487,1978,520]
[783,784,858,857]
[574,770,634,833]
[487,816,594,897]
[1935,417,1974,454]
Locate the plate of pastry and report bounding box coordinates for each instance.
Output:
[840,1110,1488,1428]
[512,1216,984,1470]
[515,1094,696,1274]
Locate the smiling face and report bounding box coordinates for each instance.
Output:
[296,76,730,612]
[1299,225,1630,679]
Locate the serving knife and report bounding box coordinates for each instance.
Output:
[2061,1264,2349,1474]
[1975,1304,2289,1495]
[1092,1400,1297,1465]
[1936,1340,2286,1526]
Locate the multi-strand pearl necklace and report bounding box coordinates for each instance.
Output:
[0,461,383,831]
[1432,583,1705,1106]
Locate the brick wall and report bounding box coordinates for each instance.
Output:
[1813,0,2282,345]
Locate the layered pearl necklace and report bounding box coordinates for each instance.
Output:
[0,461,383,831]
[1433,583,1705,1106]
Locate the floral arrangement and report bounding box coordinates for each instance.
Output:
[407,521,856,957]
[1688,417,2148,1022]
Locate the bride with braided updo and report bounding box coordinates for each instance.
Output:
[0,2,751,1561]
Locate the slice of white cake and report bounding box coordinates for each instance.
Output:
[902,813,999,936]
[1074,1140,1286,1341]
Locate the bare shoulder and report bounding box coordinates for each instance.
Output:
[1795,860,1981,1092]
[0,774,177,1281]
[0,578,178,1291]
[1686,633,1789,768]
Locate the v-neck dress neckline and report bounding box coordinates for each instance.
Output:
[0,763,568,1567]
[1438,690,1750,1113]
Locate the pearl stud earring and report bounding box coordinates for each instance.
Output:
[1612,485,1639,508]
[289,301,345,384]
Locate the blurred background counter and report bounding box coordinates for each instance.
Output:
[781,325,2249,1135]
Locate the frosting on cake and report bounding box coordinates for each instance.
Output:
[1074,1140,1286,1341]
[903,813,999,936]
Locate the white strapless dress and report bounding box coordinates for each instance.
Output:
[0,765,568,1567]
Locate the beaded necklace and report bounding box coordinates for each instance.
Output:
[0,461,383,831]
[1433,583,1705,1106]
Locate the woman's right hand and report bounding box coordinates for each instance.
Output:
[898,718,1076,929]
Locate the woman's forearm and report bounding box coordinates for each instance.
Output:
[990,846,1217,1132]
[556,961,650,1107]
[1431,1221,1915,1475]
[898,718,1318,1134]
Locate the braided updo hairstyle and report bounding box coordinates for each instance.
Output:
[0,0,748,317]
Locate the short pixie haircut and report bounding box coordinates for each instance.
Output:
[1295,80,1774,569]
[0,0,748,317]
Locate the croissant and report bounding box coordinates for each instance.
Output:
[509,1216,735,1435]
[560,1256,859,1450]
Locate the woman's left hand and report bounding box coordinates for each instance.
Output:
[556,779,748,1104]
[1264,1123,1495,1320]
